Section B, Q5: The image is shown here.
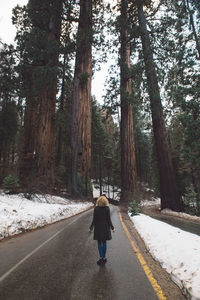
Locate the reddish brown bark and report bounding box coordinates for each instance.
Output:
[19,0,63,191]
[71,0,92,196]
[136,0,181,211]
[35,0,63,190]
[36,84,57,188]
[120,0,137,204]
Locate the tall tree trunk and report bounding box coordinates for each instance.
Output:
[136,0,181,211]
[120,0,137,205]
[71,0,92,197]
[36,83,56,189]
[35,0,63,190]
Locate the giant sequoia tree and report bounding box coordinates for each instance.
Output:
[19,0,63,189]
[135,0,181,211]
[120,0,137,205]
[34,0,63,188]
[71,0,92,197]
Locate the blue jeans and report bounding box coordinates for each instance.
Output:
[98,241,107,258]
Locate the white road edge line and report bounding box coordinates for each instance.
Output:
[0,217,80,283]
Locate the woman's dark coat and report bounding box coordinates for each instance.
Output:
[90,206,114,242]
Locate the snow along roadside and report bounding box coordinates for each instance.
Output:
[129,213,200,300]
[0,193,93,240]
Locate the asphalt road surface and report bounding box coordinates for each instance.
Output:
[0,206,159,300]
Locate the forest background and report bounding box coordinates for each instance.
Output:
[0,0,199,215]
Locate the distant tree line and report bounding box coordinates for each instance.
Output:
[0,0,199,214]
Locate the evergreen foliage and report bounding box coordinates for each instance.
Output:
[183,184,198,215]
[0,43,19,181]
[129,200,141,216]
[2,174,20,193]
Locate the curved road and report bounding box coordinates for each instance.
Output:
[0,206,161,299]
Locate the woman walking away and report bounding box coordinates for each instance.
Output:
[89,195,115,265]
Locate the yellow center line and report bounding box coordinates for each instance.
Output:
[119,212,166,300]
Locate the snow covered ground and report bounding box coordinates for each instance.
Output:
[0,193,93,240]
[140,197,161,208]
[129,211,200,300]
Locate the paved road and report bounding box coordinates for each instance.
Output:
[0,206,158,300]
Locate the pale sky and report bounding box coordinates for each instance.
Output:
[0,0,28,44]
[0,0,111,104]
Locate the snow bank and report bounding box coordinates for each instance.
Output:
[140,198,161,207]
[0,193,93,240]
[129,213,200,300]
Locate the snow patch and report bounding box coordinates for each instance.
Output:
[140,198,161,207]
[129,213,200,300]
[0,193,93,240]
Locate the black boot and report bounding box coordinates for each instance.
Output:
[97,258,103,265]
